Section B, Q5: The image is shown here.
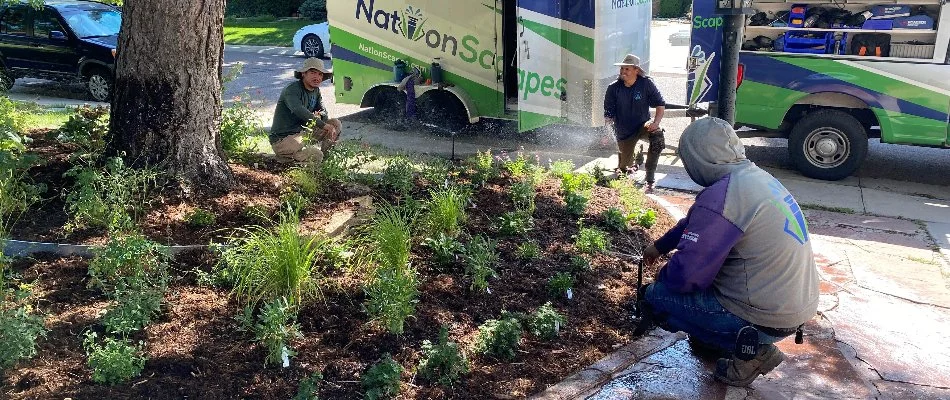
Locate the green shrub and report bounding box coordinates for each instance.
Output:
[0,306,47,370]
[464,235,498,293]
[185,208,216,228]
[63,156,157,233]
[560,172,596,195]
[473,312,522,361]
[83,332,146,385]
[254,296,302,367]
[418,326,469,387]
[570,255,591,275]
[381,156,415,196]
[468,149,497,185]
[221,95,264,158]
[320,141,370,188]
[420,158,452,187]
[634,208,658,228]
[500,150,530,178]
[575,227,609,255]
[510,180,536,215]
[658,0,690,18]
[564,192,588,216]
[286,165,322,197]
[548,159,575,178]
[528,302,566,341]
[101,287,164,337]
[422,233,462,268]
[0,130,42,235]
[423,185,468,238]
[363,354,402,400]
[609,179,645,213]
[298,0,327,21]
[547,272,574,298]
[55,105,108,158]
[294,372,323,400]
[280,190,313,218]
[601,207,628,232]
[364,205,418,335]
[496,211,532,236]
[516,240,541,261]
[88,234,169,295]
[219,220,324,307]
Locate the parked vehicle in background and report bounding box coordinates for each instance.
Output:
[669,29,690,46]
[293,21,331,58]
[0,0,120,102]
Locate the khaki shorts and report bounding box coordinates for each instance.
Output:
[272,118,343,164]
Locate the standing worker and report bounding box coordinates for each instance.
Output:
[270,58,342,164]
[639,117,819,386]
[604,54,666,193]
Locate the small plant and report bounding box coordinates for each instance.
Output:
[0,305,47,370]
[590,163,610,186]
[473,312,522,361]
[420,158,452,187]
[496,211,533,236]
[418,326,469,387]
[468,149,497,185]
[83,331,146,385]
[254,296,302,367]
[500,150,530,178]
[548,272,575,298]
[364,205,418,334]
[221,93,264,158]
[575,227,609,255]
[423,233,462,268]
[464,235,498,292]
[548,159,575,178]
[242,203,272,223]
[560,172,596,195]
[424,185,468,238]
[286,165,323,197]
[234,303,256,333]
[601,207,628,232]
[185,208,216,228]
[510,180,536,214]
[280,190,313,218]
[64,156,157,233]
[634,208,658,228]
[55,105,108,157]
[101,288,163,337]
[381,156,416,196]
[609,179,645,213]
[516,241,541,261]
[564,192,589,216]
[569,256,592,274]
[363,354,402,400]
[294,372,323,400]
[528,302,566,341]
[320,141,371,188]
[88,234,169,295]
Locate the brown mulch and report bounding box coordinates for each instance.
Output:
[1,135,678,399]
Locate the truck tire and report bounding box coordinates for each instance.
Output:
[788,109,868,181]
[418,91,467,134]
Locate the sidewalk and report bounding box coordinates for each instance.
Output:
[224,44,305,57]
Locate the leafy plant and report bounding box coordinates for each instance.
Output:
[0,130,42,236]
[418,326,469,387]
[560,172,596,195]
[219,220,324,308]
[564,192,589,216]
[254,296,302,367]
[83,331,146,385]
[634,208,658,228]
[569,256,591,275]
[516,241,541,261]
[294,372,323,400]
[589,163,610,186]
[548,272,574,298]
[496,211,532,236]
[601,207,628,232]
[286,165,323,197]
[510,180,536,215]
[55,105,108,158]
[422,233,462,268]
[364,205,418,335]
[473,312,522,361]
[63,156,157,233]
[499,150,530,178]
[609,178,645,213]
[528,302,566,341]
[423,185,468,238]
[575,227,609,255]
[420,158,452,187]
[468,149,497,185]
[548,159,575,178]
[221,93,264,158]
[185,208,216,228]
[280,190,313,218]
[88,234,169,295]
[320,141,371,188]
[242,203,272,223]
[0,305,47,370]
[363,354,402,400]
[101,287,164,337]
[381,156,415,196]
[464,235,498,293]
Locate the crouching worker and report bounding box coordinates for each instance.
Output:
[269,58,342,164]
[639,117,818,386]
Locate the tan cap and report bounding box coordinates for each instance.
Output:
[613,54,642,67]
[296,57,332,75]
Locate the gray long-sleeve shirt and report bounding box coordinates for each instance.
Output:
[269,80,328,144]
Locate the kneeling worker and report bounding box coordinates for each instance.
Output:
[270,57,342,164]
[641,117,819,386]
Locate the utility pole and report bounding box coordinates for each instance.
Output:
[715,0,754,125]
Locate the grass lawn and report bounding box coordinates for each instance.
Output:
[17,104,72,131]
[223,16,321,47]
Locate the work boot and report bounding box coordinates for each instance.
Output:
[714,344,785,387]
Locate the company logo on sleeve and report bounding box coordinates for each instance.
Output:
[768,180,809,245]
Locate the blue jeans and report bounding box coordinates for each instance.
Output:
[644,281,787,353]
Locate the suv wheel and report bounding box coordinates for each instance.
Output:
[87,68,113,102]
[301,34,324,59]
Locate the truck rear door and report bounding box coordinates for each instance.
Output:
[517,0,565,132]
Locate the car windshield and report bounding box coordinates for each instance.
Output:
[60,8,121,38]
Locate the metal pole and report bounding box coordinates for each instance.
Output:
[717,14,744,125]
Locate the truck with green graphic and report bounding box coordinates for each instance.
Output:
[687,0,949,180]
[327,0,653,132]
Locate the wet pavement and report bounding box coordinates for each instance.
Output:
[559,192,950,400]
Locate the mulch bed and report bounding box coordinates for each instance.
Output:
[1,132,676,399]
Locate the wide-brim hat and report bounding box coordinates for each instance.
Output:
[295,57,332,78]
[613,54,642,68]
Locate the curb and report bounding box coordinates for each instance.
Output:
[224,44,305,57]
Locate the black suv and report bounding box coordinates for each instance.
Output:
[0,0,119,101]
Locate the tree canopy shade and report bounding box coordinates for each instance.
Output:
[106,0,235,192]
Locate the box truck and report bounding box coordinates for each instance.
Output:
[328,0,653,132]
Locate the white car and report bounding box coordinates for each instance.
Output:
[293,22,332,59]
[668,30,690,46]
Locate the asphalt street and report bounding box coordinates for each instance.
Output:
[5,45,949,188]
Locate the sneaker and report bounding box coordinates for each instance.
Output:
[714,344,785,387]
[644,182,656,194]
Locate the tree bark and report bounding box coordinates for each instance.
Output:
[107,0,234,192]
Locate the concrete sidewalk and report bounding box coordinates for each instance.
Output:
[224,44,305,57]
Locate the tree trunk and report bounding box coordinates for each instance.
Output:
[107,0,234,192]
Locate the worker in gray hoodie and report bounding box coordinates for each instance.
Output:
[640,117,819,386]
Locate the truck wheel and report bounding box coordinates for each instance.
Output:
[371,87,406,123]
[418,91,468,133]
[788,109,868,180]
